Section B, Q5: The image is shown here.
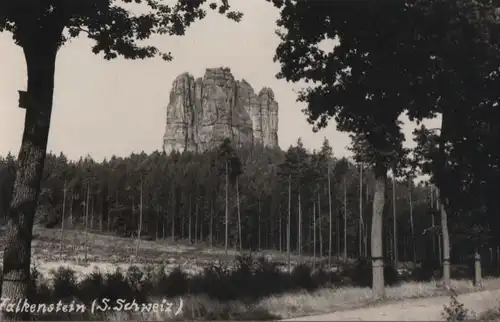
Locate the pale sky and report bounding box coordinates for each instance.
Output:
[0,0,438,162]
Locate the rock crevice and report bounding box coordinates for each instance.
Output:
[163,67,279,153]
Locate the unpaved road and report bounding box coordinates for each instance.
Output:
[284,289,500,321]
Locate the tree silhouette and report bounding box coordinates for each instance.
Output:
[0,2,242,319]
[271,0,411,299]
[270,0,500,295]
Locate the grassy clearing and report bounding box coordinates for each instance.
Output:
[31,227,315,262]
[1,227,499,320]
[25,227,330,275]
[15,257,500,321]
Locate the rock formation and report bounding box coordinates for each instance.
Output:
[163,67,279,153]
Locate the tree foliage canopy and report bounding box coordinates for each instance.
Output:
[0,0,242,59]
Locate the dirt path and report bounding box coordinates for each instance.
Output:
[284,289,500,321]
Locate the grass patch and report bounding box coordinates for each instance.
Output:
[262,278,500,320]
[13,255,499,321]
[1,228,499,320]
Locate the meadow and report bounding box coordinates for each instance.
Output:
[1,226,498,321]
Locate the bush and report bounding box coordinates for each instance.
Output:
[3,253,461,320]
[347,258,400,288]
[231,254,257,299]
[312,267,342,287]
[78,270,105,304]
[411,255,441,281]
[162,267,189,297]
[102,268,135,302]
[290,264,316,291]
[253,256,290,297]
[190,263,236,300]
[51,267,78,300]
[441,291,475,321]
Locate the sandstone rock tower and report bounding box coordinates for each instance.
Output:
[163,67,279,153]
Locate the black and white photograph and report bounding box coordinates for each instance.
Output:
[1,0,500,320]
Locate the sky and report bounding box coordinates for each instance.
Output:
[0,0,439,162]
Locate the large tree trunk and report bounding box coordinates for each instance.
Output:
[440,195,451,287]
[371,166,387,300]
[1,40,59,321]
[436,108,452,287]
[473,247,482,287]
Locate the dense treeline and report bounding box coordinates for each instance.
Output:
[1,136,489,268]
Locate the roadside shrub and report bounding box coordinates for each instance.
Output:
[441,291,475,321]
[452,264,472,280]
[231,254,258,299]
[410,264,436,282]
[190,263,235,300]
[290,264,316,291]
[253,256,290,297]
[347,258,400,287]
[312,267,341,287]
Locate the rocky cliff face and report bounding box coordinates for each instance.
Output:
[163,67,279,153]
